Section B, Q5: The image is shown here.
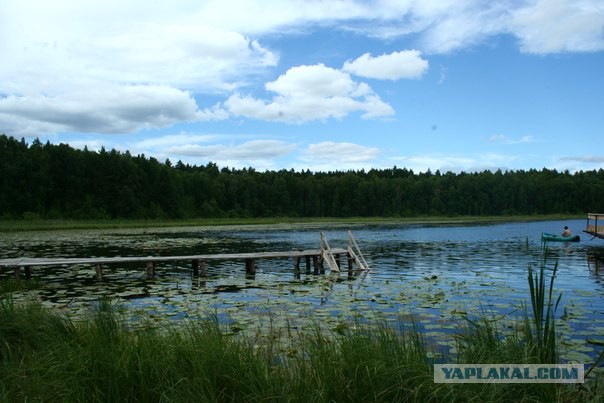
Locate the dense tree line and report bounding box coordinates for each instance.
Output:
[1,134,603,220]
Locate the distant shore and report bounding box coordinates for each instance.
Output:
[0,214,583,232]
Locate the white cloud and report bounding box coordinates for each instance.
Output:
[304,141,380,163]
[512,0,604,54]
[489,134,535,144]
[225,64,394,122]
[135,133,219,150]
[416,2,511,54]
[284,141,382,171]
[552,154,604,172]
[557,155,604,172]
[0,85,226,136]
[342,50,429,80]
[0,0,602,150]
[560,155,604,163]
[337,0,604,55]
[0,1,278,95]
[163,140,297,169]
[391,152,519,173]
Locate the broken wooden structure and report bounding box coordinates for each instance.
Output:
[0,231,369,281]
[584,213,604,240]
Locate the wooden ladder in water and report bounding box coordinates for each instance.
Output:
[320,231,370,273]
[347,230,370,271]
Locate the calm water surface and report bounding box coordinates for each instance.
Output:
[2,219,604,362]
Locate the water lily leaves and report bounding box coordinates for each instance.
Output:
[587,338,604,346]
[561,351,593,364]
[2,223,604,363]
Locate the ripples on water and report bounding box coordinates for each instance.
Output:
[2,219,604,361]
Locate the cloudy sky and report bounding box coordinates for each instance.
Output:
[1,0,603,173]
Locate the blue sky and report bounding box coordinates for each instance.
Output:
[1,0,603,173]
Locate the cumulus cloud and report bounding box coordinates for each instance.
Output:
[512,0,604,54]
[0,0,272,136]
[0,85,226,136]
[304,141,380,163]
[225,64,394,122]
[135,133,219,150]
[168,139,296,159]
[391,152,519,173]
[122,135,298,169]
[286,141,382,171]
[553,154,604,172]
[0,0,601,172]
[342,50,429,80]
[0,1,278,95]
[335,0,604,55]
[415,2,511,53]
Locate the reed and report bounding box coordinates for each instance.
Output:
[0,250,601,402]
[523,243,561,363]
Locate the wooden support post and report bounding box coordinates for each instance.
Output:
[312,255,319,275]
[245,258,256,276]
[146,261,155,279]
[14,266,21,279]
[305,256,311,274]
[294,256,301,279]
[191,261,207,288]
[192,259,199,276]
[24,266,31,279]
[347,253,354,277]
[95,263,103,281]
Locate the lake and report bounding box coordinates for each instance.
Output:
[2,218,604,362]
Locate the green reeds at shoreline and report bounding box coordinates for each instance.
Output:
[0,214,582,232]
[1,242,603,402]
[1,298,603,402]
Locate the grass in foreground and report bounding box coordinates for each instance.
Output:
[1,238,601,402]
[1,295,603,402]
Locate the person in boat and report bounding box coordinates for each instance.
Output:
[561,226,572,237]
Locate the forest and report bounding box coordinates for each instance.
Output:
[1,134,603,220]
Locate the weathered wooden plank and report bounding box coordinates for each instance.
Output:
[0,249,348,268]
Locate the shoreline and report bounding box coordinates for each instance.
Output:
[0,214,583,232]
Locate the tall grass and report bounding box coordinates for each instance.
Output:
[453,259,565,402]
[1,297,601,402]
[1,244,603,402]
[523,244,561,364]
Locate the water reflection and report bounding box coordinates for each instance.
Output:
[3,219,604,362]
[588,250,604,286]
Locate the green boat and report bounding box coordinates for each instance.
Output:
[541,232,580,242]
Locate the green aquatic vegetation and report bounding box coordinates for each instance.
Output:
[455,243,563,366]
[1,294,602,402]
[523,244,562,364]
[0,278,40,293]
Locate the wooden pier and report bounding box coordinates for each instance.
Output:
[0,231,369,281]
[584,213,604,240]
